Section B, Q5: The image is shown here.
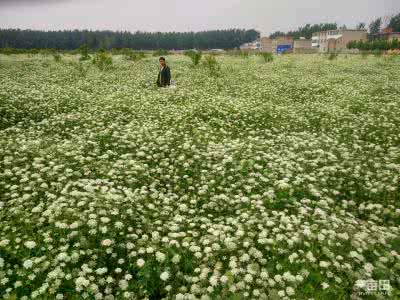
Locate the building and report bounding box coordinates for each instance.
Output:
[373,27,400,41]
[374,32,400,41]
[312,29,367,52]
[293,38,314,53]
[272,36,293,53]
[258,37,273,52]
[382,32,400,41]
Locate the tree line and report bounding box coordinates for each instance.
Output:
[0,28,259,50]
[269,23,338,39]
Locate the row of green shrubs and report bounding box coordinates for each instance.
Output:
[184,49,274,65]
[347,38,400,51]
[0,46,170,56]
[183,50,220,76]
[53,49,113,71]
[0,46,274,63]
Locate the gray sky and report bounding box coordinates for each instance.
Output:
[0,0,399,35]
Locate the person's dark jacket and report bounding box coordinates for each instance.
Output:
[157,66,171,87]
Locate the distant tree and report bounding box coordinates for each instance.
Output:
[269,23,337,39]
[356,22,366,30]
[369,18,382,35]
[388,13,400,32]
[269,31,286,39]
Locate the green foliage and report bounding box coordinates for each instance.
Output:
[153,49,170,57]
[0,28,259,51]
[184,50,202,65]
[348,39,400,51]
[203,55,221,76]
[328,52,338,60]
[124,49,146,62]
[52,53,62,62]
[389,13,400,32]
[260,52,274,62]
[356,22,366,30]
[79,44,91,61]
[369,18,382,35]
[70,61,90,77]
[392,38,400,50]
[0,47,15,55]
[92,49,112,71]
[346,40,357,49]
[0,47,78,55]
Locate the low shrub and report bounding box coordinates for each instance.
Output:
[184,50,202,66]
[92,49,113,71]
[53,53,62,62]
[203,55,221,76]
[260,52,274,62]
[68,61,90,77]
[79,44,91,61]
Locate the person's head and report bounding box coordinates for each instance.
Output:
[159,57,166,67]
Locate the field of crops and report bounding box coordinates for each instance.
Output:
[0,53,399,299]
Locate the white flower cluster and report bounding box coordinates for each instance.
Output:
[0,54,399,299]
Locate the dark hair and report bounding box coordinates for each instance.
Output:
[159,57,166,61]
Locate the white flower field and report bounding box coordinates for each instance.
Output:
[0,53,399,299]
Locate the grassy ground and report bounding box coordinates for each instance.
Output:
[0,53,399,299]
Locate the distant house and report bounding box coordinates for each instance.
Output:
[372,27,400,41]
[312,29,367,52]
[293,38,314,53]
[258,37,273,52]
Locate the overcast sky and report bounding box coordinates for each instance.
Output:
[0,0,399,35]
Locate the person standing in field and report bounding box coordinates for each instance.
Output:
[156,57,171,87]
